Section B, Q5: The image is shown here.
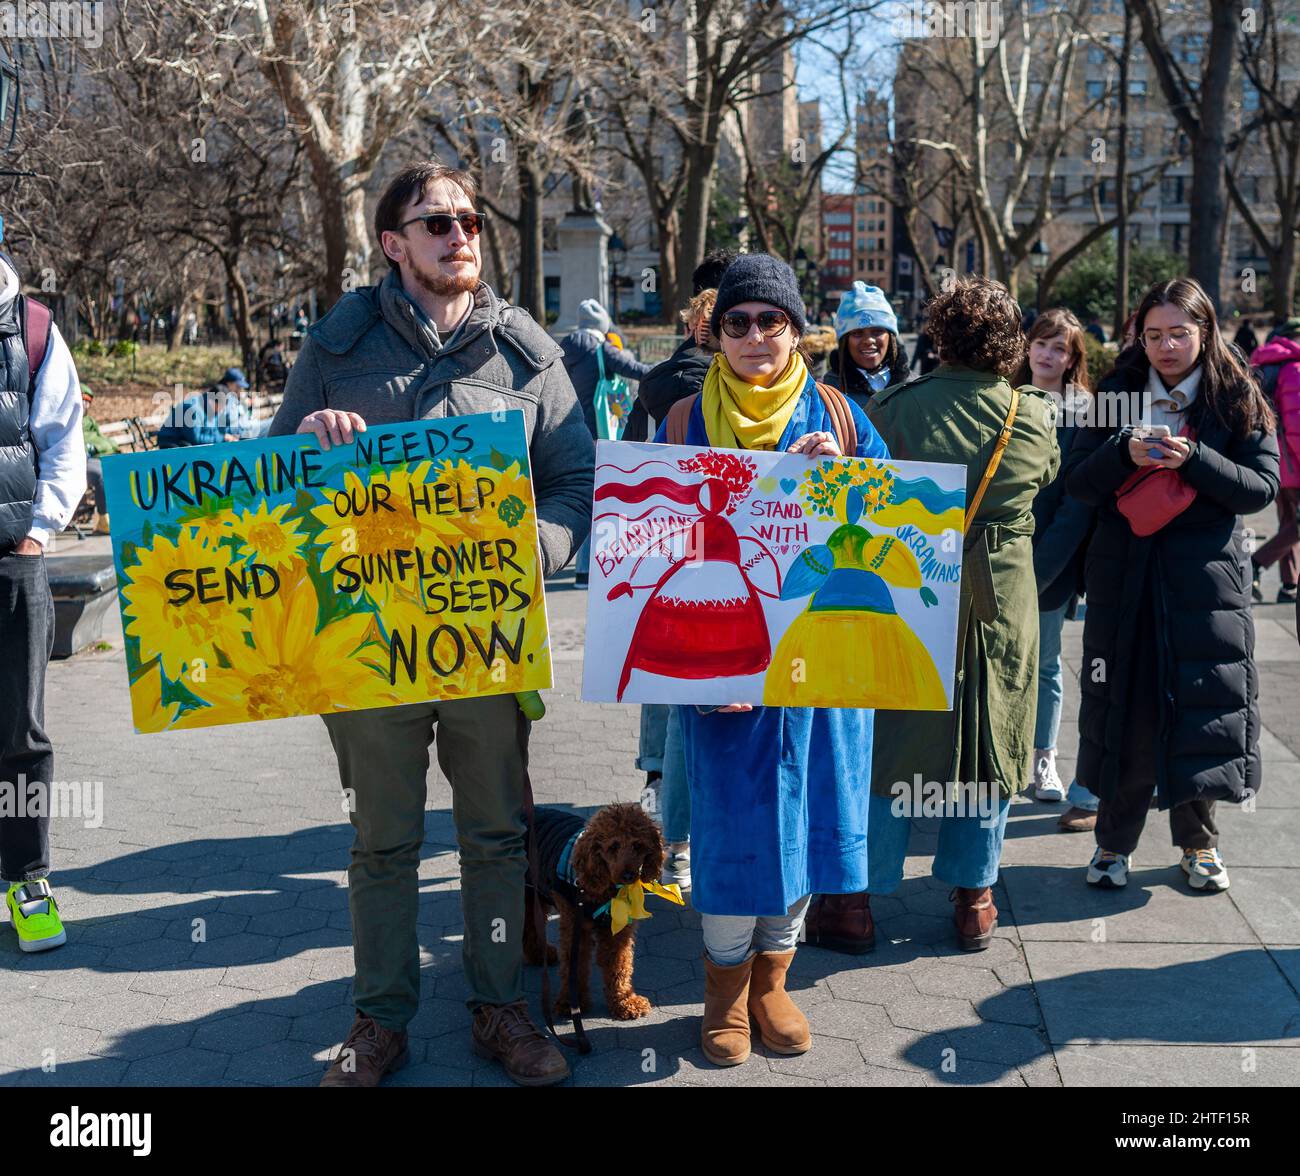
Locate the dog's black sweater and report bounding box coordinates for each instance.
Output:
[529,807,588,907]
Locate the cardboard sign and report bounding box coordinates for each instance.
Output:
[103,412,551,733]
[582,440,965,709]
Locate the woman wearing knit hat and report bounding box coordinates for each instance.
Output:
[825,282,910,411]
[646,252,891,1067]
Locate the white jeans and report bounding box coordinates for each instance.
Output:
[700,895,812,966]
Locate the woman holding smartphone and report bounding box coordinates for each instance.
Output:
[651,253,890,1067]
[1064,278,1279,893]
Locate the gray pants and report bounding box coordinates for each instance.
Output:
[322,693,530,1030]
[701,895,811,967]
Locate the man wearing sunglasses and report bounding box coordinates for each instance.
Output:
[271,161,593,1089]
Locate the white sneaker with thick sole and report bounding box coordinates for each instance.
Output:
[1181,847,1230,892]
[1086,848,1131,888]
[662,848,691,893]
[1033,750,1066,802]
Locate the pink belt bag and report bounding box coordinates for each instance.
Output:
[1114,426,1198,537]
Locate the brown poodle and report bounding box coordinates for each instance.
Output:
[523,803,665,1021]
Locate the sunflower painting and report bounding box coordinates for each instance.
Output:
[102,412,552,734]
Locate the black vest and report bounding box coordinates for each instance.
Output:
[0,293,36,551]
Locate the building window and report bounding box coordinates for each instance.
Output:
[1050,174,1067,201]
[1128,128,1145,157]
[1161,176,1186,205]
[1086,80,1106,103]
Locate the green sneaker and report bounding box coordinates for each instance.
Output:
[6,879,67,952]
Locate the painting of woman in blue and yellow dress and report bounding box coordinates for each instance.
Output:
[764,460,962,709]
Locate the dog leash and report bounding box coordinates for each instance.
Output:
[518,710,593,1055]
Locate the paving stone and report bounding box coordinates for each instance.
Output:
[1023,941,1300,1047]
[192,1011,291,1054]
[122,1048,231,1085]
[1053,1044,1300,1086]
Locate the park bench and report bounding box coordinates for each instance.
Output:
[45,554,119,658]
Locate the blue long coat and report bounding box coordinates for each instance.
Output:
[654,380,890,916]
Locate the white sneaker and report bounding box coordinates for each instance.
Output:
[1181,847,1230,892]
[662,846,691,892]
[1086,847,1131,888]
[1033,750,1066,802]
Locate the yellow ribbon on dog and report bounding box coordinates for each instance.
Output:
[598,880,685,935]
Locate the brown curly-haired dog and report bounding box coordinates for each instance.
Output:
[523,803,665,1021]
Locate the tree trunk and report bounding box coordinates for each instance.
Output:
[516,150,546,322]
[1114,10,1132,339]
[678,141,718,309]
[1187,2,1238,306]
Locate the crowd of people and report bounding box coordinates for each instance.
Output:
[1,158,1295,1090]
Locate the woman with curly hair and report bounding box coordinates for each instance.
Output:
[1064,277,1278,894]
[804,275,1060,954]
[648,252,891,1066]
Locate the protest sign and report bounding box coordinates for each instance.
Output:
[582,440,965,709]
[103,412,551,733]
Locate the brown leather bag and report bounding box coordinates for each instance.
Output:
[663,382,858,453]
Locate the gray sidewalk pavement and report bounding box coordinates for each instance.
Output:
[2,512,1298,1088]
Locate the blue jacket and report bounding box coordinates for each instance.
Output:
[560,329,652,439]
[157,390,254,449]
[654,379,891,916]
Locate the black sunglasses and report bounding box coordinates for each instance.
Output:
[397,211,487,237]
[720,309,791,339]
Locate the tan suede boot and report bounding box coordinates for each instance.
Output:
[748,950,811,1055]
[701,955,754,1066]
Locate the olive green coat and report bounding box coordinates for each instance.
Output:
[866,365,1061,798]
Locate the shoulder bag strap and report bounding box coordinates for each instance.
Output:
[964,385,1020,534]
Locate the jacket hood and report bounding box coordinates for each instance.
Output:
[1252,337,1300,365]
[0,256,17,309]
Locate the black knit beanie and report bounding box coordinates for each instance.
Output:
[709,252,808,340]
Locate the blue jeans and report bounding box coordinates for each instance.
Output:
[1036,602,1069,749]
[636,704,669,775]
[660,707,690,845]
[1067,779,1099,812]
[868,791,1011,893]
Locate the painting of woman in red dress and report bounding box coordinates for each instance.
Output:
[594,451,783,700]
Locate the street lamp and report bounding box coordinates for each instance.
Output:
[794,247,811,316]
[1030,239,1051,309]
[608,232,627,323]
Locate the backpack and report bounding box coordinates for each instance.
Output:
[663,381,858,453]
[20,295,51,384]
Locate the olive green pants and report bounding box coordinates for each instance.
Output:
[322,694,529,1030]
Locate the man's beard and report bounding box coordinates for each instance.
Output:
[410,253,480,298]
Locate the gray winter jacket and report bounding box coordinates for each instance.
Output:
[271,272,594,576]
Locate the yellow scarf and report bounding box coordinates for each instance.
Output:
[702,350,809,451]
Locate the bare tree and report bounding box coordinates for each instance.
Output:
[1130,0,1240,307]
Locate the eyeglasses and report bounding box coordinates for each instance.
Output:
[397,211,486,238]
[720,309,791,339]
[1142,327,1197,349]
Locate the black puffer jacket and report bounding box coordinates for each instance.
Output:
[1032,423,1095,614]
[1063,357,1280,808]
[823,336,911,413]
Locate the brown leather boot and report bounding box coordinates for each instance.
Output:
[803,891,875,954]
[701,955,754,1066]
[951,886,998,951]
[319,1011,410,1087]
[1058,806,1097,833]
[748,950,810,1055]
[471,1000,570,1087]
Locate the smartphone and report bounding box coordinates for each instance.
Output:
[1135,424,1172,458]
